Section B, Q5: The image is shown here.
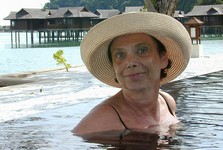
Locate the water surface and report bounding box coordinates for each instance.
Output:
[0,32,82,75]
[0,70,222,149]
[161,70,223,149]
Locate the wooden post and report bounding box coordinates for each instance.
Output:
[39,31,41,44]
[44,31,46,43]
[11,31,13,48]
[31,31,34,45]
[66,30,68,41]
[18,31,20,48]
[15,31,17,48]
[75,31,78,41]
[52,30,55,42]
[47,31,50,42]
[72,30,74,41]
[57,30,59,42]
[26,31,28,48]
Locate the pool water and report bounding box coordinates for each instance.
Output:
[161,70,223,149]
[0,70,222,149]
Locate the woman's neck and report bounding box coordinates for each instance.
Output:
[121,87,161,117]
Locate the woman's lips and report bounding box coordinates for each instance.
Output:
[125,72,145,80]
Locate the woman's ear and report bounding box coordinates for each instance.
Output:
[161,53,168,69]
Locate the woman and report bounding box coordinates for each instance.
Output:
[73,12,192,135]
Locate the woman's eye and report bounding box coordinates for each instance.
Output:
[115,52,125,59]
[137,47,148,54]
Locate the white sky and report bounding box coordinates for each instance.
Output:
[0,0,49,26]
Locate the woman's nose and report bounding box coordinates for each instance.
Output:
[126,54,138,69]
[127,64,137,69]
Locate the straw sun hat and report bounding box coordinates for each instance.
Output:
[81,12,192,88]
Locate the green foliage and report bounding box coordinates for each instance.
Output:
[176,0,197,13]
[53,50,71,71]
[196,0,223,5]
[43,0,223,14]
[151,0,156,5]
[142,2,147,12]
[44,0,144,11]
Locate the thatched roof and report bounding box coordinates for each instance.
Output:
[95,9,120,19]
[18,8,50,19]
[4,7,98,20]
[186,4,223,16]
[47,7,98,18]
[4,12,17,20]
[4,8,51,20]
[184,17,204,25]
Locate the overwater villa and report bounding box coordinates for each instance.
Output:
[4,4,223,48]
[185,4,223,37]
[4,7,99,48]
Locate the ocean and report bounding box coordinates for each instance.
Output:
[0,32,222,75]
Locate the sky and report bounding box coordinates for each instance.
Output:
[0,0,49,26]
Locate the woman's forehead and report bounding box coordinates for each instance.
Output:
[110,33,156,48]
[113,33,153,41]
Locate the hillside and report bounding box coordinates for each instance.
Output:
[44,0,223,13]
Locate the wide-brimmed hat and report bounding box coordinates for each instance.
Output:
[80,12,192,88]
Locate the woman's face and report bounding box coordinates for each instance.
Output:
[110,33,168,91]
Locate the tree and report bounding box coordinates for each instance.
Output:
[144,0,179,16]
[197,0,223,5]
[144,0,157,12]
[43,0,193,15]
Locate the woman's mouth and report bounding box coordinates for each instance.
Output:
[125,72,145,80]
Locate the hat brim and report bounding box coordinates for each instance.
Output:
[81,12,192,88]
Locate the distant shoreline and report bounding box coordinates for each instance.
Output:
[201,36,223,40]
[0,30,10,32]
[0,25,10,32]
[1,30,222,40]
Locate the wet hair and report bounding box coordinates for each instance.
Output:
[108,35,172,82]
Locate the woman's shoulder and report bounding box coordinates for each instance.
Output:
[72,98,123,135]
[159,90,177,116]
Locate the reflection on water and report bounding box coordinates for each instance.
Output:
[162,70,223,149]
[79,125,182,150]
[0,71,223,149]
[75,70,223,149]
